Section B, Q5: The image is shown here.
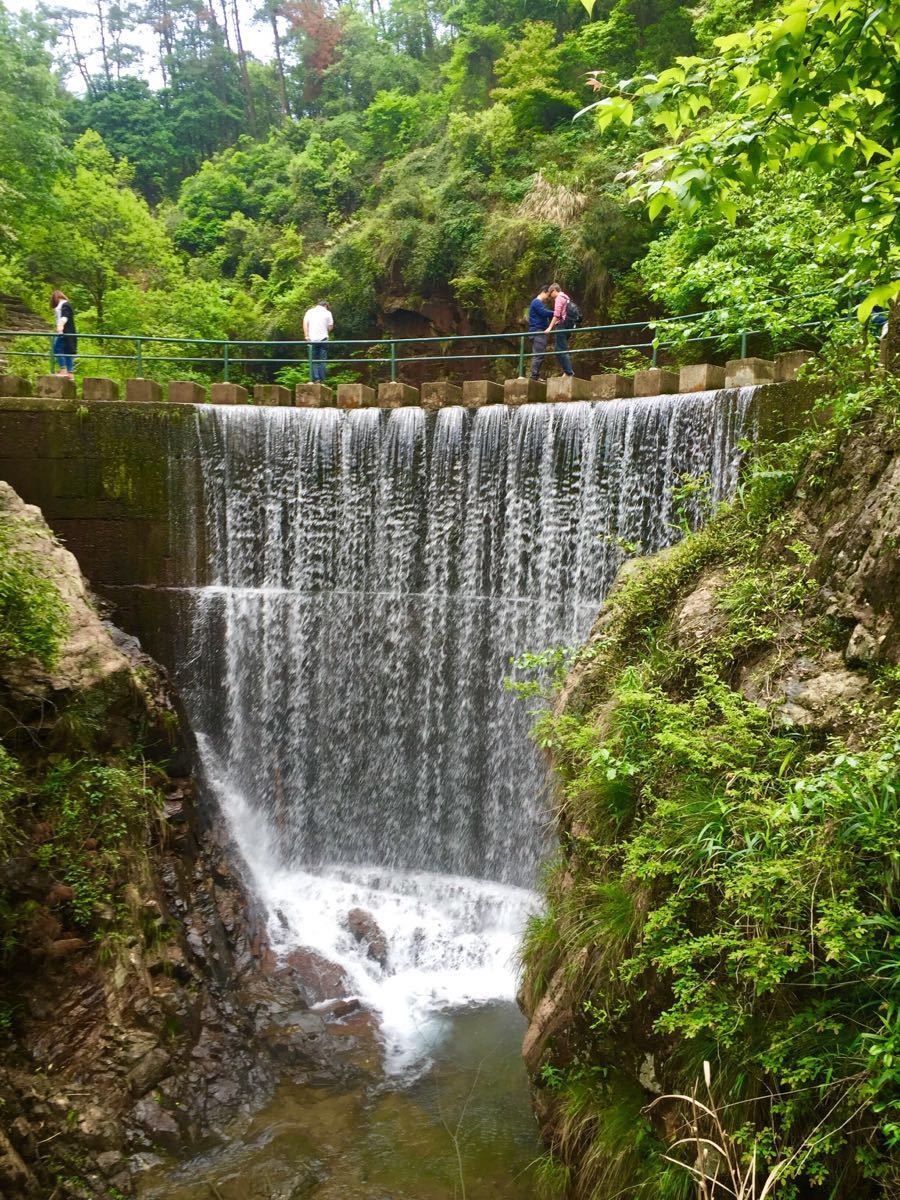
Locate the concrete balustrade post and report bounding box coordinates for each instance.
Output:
[633,368,679,397]
[125,378,162,404]
[504,378,546,406]
[462,381,504,408]
[378,382,419,408]
[210,382,249,405]
[37,375,76,400]
[679,364,726,393]
[296,383,337,407]
[421,382,462,411]
[82,378,120,402]
[591,374,633,400]
[547,376,592,402]
[0,374,30,397]
[337,384,377,409]
[725,357,775,388]
[774,351,814,382]
[169,381,206,405]
[253,384,291,406]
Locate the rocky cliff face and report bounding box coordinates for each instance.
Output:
[520,379,900,1198]
[0,483,376,1199]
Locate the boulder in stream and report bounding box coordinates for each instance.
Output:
[345,908,389,968]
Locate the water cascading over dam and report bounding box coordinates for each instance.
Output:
[176,389,754,1066]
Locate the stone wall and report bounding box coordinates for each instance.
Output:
[0,398,196,667]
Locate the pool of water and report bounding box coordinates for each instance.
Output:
[138,1001,541,1200]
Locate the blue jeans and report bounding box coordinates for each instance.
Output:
[554,329,574,376]
[310,341,327,382]
[53,335,74,374]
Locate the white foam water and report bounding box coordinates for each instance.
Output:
[174,392,754,1070]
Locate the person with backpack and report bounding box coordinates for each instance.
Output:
[546,282,580,377]
[51,289,77,378]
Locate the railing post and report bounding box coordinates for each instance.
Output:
[223,341,230,382]
[135,337,143,375]
[518,335,525,377]
[740,330,748,358]
[390,340,397,382]
[651,339,659,367]
[49,334,55,374]
[307,341,314,383]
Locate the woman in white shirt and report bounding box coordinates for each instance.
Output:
[51,289,77,378]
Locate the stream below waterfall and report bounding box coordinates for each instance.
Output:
[151,392,754,1195]
[139,1004,539,1199]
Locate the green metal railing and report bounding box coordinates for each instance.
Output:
[0,292,858,386]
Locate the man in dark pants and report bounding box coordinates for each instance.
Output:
[546,282,575,376]
[528,286,555,379]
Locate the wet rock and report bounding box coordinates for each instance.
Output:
[319,997,361,1018]
[96,1150,125,1176]
[76,1103,121,1149]
[671,570,728,648]
[23,908,62,948]
[129,1151,167,1173]
[0,482,136,708]
[776,654,868,729]
[345,908,389,968]
[127,1047,172,1097]
[132,1097,182,1150]
[0,856,55,901]
[0,1126,39,1197]
[522,955,584,1076]
[845,621,879,665]
[638,1052,662,1095]
[46,936,88,958]
[285,948,352,1003]
[45,882,75,905]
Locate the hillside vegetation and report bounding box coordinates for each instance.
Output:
[519,355,900,1198]
[1,0,896,384]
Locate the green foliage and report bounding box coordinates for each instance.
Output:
[639,171,854,350]
[0,5,66,248]
[0,0,883,381]
[583,0,900,316]
[524,371,900,1197]
[25,130,174,328]
[37,758,160,928]
[0,516,68,669]
[0,744,22,860]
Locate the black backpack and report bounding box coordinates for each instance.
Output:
[566,299,583,327]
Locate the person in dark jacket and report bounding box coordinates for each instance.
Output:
[51,290,77,377]
[528,286,555,379]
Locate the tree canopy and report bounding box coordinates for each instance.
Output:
[580,0,900,317]
[0,0,896,377]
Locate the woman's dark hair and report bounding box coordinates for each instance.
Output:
[51,289,67,306]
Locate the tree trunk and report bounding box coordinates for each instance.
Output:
[269,4,290,116]
[219,0,232,49]
[65,17,93,91]
[880,299,900,373]
[230,0,258,133]
[95,0,112,82]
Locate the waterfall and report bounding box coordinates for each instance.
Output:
[177,390,753,1068]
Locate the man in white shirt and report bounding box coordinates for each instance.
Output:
[303,300,334,382]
